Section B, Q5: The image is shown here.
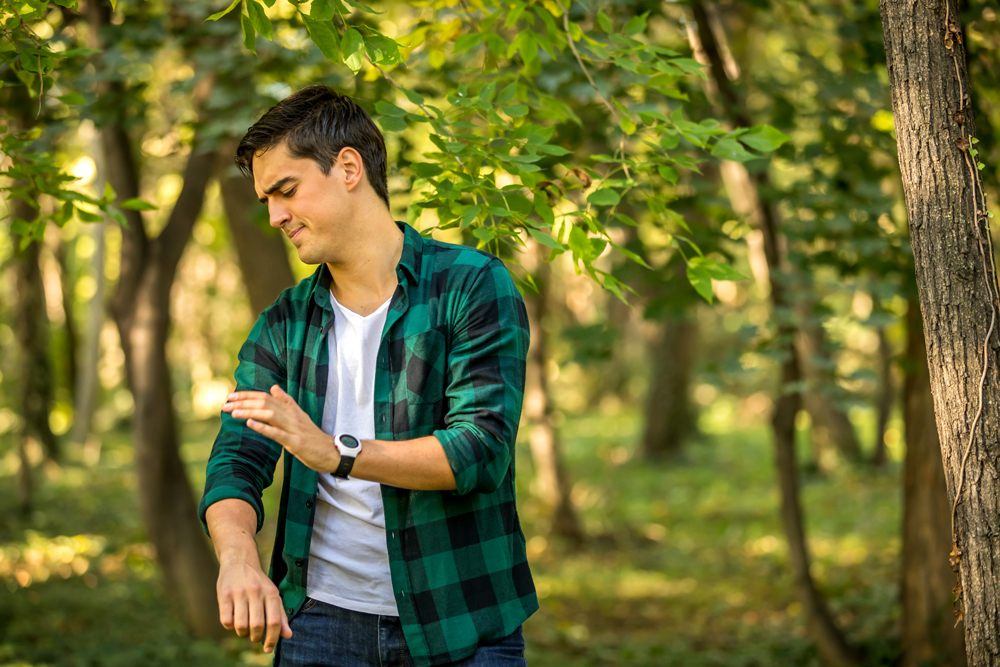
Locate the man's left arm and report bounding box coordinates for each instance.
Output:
[222,260,529,492]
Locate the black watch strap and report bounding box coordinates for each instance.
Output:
[333,453,356,479]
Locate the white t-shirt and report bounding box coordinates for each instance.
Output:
[305,290,399,616]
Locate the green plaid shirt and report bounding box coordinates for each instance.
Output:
[198,221,537,666]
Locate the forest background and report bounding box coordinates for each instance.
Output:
[0,0,997,665]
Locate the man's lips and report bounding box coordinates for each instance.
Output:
[288,227,304,241]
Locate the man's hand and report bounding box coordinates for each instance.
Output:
[223,385,341,473]
[217,551,292,653]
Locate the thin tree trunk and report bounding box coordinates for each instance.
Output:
[53,232,79,400]
[642,314,698,460]
[689,3,859,664]
[872,325,893,467]
[218,155,297,317]
[69,136,108,446]
[88,0,224,638]
[902,299,966,667]
[522,242,584,543]
[882,0,1000,662]
[12,199,60,465]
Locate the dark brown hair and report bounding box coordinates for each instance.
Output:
[235,85,389,209]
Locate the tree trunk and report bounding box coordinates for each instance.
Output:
[689,4,859,664]
[218,156,297,317]
[52,232,79,401]
[872,325,894,467]
[642,316,697,461]
[902,299,967,667]
[88,0,224,638]
[522,242,584,543]
[12,200,60,466]
[882,1,1000,663]
[69,136,108,446]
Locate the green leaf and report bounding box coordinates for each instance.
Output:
[102,181,116,204]
[620,116,636,135]
[529,228,562,249]
[308,0,334,20]
[657,165,678,184]
[473,227,495,243]
[120,198,158,211]
[503,104,528,117]
[241,12,256,53]
[75,206,103,223]
[343,0,383,14]
[411,162,442,178]
[597,10,613,33]
[246,0,272,40]
[587,188,621,207]
[304,16,340,61]
[711,137,757,162]
[343,28,365,74]
[614,244,651,269]
[454,33,483,53]
[207,0,241,20]
[497,82,517,106]
[379,116,407,132]
[375,101,406,117]
[403,88,424,105]
[739,125,792,152]
[57,92,86,105]
[462,206,481,226]
[686,261,714,303]
[669,57,708,79]
[623,11,648,36]
[366,34,400,65]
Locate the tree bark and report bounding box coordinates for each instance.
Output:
[69,136,108,446]
[88,0,224,638]
[689,3,859,665]
[522,242,585,543]
[902,299,967,667]
[218,156,297,317]
[12,203,60,466]
[882,1,1000,663]
[642,315,697,461]
[872,325,893,467]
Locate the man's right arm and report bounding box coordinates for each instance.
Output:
[206,498,291,653]
[199,309,289,652]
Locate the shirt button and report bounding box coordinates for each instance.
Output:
[295,559,303,567]
[287,607,293,614]
[305,500,313,508]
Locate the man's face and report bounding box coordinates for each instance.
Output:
[252,142,354,265]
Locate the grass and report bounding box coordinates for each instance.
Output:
[0,402,904,666]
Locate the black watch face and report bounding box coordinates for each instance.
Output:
[339,435,360,450]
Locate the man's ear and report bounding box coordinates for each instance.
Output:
[338,147,365,193]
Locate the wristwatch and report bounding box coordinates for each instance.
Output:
[332,434,362,479]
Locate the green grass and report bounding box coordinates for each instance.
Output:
[0,405,903,666]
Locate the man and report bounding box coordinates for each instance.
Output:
[198,85,537,667]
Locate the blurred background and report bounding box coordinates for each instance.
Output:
[1,0,998,665]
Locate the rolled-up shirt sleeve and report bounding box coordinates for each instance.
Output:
[198,310,286,534]
[434,259,530,495]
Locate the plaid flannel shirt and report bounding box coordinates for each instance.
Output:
[198,221,537,666]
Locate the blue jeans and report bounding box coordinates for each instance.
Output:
[275,597,527,667]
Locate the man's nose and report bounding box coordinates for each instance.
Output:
[268,203,291,228]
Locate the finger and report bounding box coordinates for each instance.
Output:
[282,607,293,638]
[271,384,297,406]
[231,408,285,428]
[247,419,293,447]
[263,593,284,653]
[218,590,235,630]
[223,398,274,412]
[233,590,250,638]
[227,391,270,403]
[248,589,267,643]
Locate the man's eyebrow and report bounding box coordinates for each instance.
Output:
[258,176,298,203]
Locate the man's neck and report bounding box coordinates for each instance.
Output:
[326,211,404,317]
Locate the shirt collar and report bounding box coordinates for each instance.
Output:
[311,221,422,310]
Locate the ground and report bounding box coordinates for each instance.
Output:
[0,401,903,666]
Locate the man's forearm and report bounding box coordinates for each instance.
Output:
[205,498,262,565]
[349,435,457,491]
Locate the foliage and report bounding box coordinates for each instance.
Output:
[0,0,795,298]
